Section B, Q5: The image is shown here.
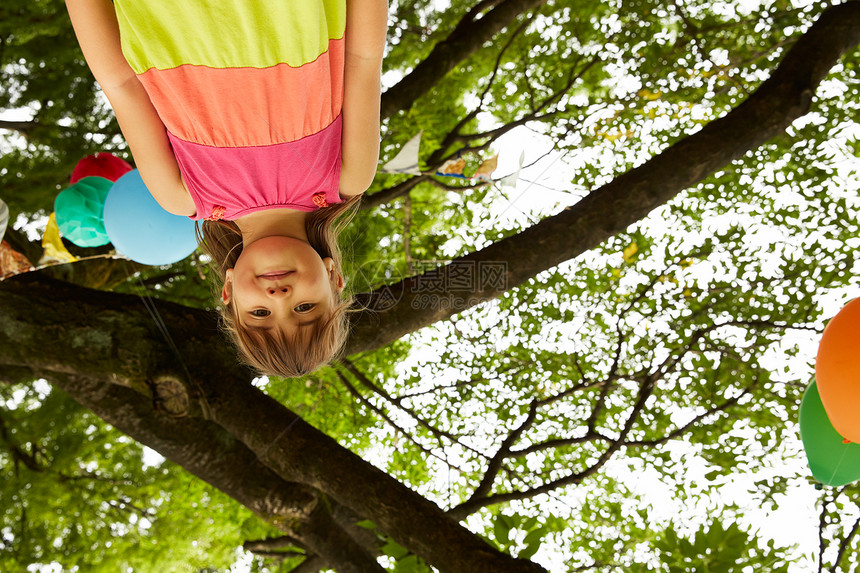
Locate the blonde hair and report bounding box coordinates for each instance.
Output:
[196,196,361,378]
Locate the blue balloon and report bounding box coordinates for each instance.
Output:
[103,170,197,265]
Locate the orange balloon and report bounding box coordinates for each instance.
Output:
[816,298,860,443]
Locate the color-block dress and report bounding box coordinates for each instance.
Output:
[113,0,345,221]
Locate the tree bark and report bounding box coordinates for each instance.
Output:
[0,274,544,573]
[41,371,383,573]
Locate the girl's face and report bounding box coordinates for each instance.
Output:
[222,236,343,336]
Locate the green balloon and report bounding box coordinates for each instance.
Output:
[800,381,860,487]
[54,176,113,247]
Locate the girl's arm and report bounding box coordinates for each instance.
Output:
[65,0,195,216]
[339,0,389,198]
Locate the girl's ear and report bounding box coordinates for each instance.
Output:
[222,268,234,304]
[322,257,344,294]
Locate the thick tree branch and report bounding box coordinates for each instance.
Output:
[294,501,386,573]
[361,174,429,211]
[36,366,380,572]
[203,365,546,573]
[0,275,545,573]
[381,0,548,119]
[289,556,325,573]
[346,1,860,355]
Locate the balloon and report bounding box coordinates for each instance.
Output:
[0,198,8,243]
[816,298,860,443]
[71,153,133,184]
[54,176,113,247]
[800,381,860,486]
[103,170,197,265]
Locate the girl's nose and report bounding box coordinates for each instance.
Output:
[266,285,290,296]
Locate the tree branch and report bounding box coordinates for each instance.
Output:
[246,549,305,561]
[381,0,548,119]
[243,536,302,553]
[361,175,430,211]
[450,378,656,518]
[625,382,757,448]
[507,432,612,459]
[464,401,538,505]
[818,491,830,573]
[0,119,37,136]
[346,1,860,355]
[341,358,475,450]
[0,409,43,473]
[0,274,545,573]
[368,47,590,211]
[334,368,461,470]
[833,513,860,572]
[32,366,379,572]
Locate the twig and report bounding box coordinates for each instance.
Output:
[624,380,757,447]
[818,490,830,573]
[832,513,860,573]
[507,432,611,458]
[334,369,466,471]
[536,377,608,408]
[341,359,483,455]
[465,401,538,504]
[451,378,656,517]
[0,411,42,473]
[249,550,305,561]
[403,194,414,275]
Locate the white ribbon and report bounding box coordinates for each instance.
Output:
[0,198,8,243]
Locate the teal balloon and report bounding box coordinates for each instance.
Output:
[800,381,860,486]
[103,170,197,265]
[53,176,113,247]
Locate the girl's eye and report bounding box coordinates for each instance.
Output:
[250,308,271,317]
[294,303,315,313]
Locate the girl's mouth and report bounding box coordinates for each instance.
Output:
[258,271,294,279]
